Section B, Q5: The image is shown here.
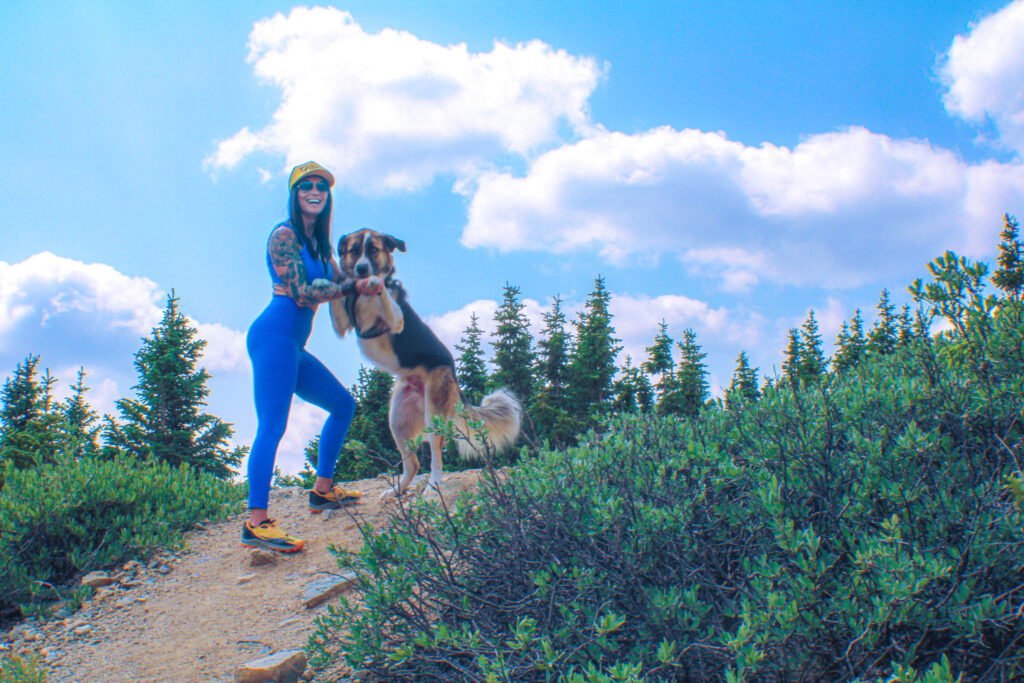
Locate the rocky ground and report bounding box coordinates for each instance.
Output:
[0,470,488,683]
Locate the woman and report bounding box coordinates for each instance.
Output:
[243,161,361,553]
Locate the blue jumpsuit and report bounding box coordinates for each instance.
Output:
[246,222,356,509]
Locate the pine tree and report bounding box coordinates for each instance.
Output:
[634,371,654,413]
[726,351,760,410]
[566,276,621,423]
[781,328,801,389]
[454,313,488,406]
[868,288,897,356]
[992,213,1023,300]
[674,328,709,418]
[643,320,674,375]
[897,304,914,347]
[643,320,676,405]
[797,310,825,383]
[534,296,569,398]
[490,283,535,406]
[0,355,63,469]
[103,292,241,479]
[58,368,101,459]
[912,307,931,341]
[611,356,644,413]
[833,309,867,372]
[531,295,573,445]
[337,365,396,478]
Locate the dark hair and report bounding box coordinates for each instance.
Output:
[287,181,333,272]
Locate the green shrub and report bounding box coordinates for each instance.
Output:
[0,654,46,683]
[308,297,1023,680]
[0,450,243,618]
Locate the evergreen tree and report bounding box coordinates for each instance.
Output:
[58,367,101,459]
[674,328,709,418]
[897,305,914,347]
[912,307,931,341]
[781,328,801,389]
[534,296,569,398]
[643,319,675,375]
[454,313,488,405]
[867,288,897,356]
[566,276,621,423]
[725,351,760,410]
[833,309,867,372]
[797,310,826,383]
[531,296,573,446]
[833,322,852,372]
[339,366,396,477]
[611,356,643,413]
[0,355,62,469]
[643,320,676,405]
[992,213,1023,300]
[490,283,535,406]
[634,371,654,413]
[103,292,241,479]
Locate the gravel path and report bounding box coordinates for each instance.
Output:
[2,470,486,683]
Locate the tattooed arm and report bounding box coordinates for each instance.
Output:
[269,226,346,307]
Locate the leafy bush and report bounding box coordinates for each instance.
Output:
[308,294,1023,679]
[0,450,242,619]
[0,654,46,683]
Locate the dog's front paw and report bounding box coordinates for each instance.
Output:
[356,276,384,295]
[311,278,333,288]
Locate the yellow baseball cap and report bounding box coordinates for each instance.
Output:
[288,161,336,190]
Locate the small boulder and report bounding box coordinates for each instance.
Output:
[80,571,115,589]
[235,649,307,683]
[249,550,279,567]
[302,572,358,609]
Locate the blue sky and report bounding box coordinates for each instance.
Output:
[3,1,1023,474]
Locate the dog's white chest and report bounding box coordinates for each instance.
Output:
[358,338,401,375]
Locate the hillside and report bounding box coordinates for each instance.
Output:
[2,470,487,683]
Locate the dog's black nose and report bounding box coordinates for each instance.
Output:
[356,264,370,277]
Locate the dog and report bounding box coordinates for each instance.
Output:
[323,228,522,498]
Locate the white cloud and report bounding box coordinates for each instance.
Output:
[206,6,605,194]
[463,126,1024,288]
[941,0,1024,155]
[427,299,499,350]
[426,296,551,355]
[272,398,326,475]
[0,252,162,341]
[193,320,248,373]
[0,252,248,415]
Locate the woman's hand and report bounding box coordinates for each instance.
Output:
[355,276,384,295]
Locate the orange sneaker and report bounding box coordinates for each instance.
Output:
[309,485,363,512]
[241,519,305,553]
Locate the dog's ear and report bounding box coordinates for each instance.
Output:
[383,234,406,253]
[338,233,352,253]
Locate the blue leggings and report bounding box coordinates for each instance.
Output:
[246,297,356,509]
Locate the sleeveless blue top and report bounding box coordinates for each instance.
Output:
[266,222,329,286]
[250,221,332,347]
[266,221,332,286]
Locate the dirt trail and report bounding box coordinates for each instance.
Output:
[5,470,485,683]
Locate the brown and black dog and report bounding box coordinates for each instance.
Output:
[324,228,521,497]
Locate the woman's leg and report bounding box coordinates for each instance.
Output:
[247,332,300,513]
[295,350,356,485]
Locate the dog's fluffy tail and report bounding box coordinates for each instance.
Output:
[454,389,522,460]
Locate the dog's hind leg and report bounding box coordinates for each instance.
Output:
[386,376,426,497]
[425,368,460,489]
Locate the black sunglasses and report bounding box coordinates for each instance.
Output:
[296,180,330,192]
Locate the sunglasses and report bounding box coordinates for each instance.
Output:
[296,180,330,192]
